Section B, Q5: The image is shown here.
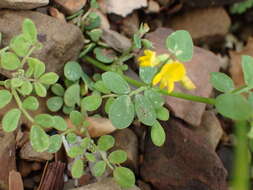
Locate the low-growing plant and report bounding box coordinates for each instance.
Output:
[0,1,253,189]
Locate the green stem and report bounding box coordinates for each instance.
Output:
[83,56,216,105]
[232,121,250,190]
[12,89,34,123]
[21,46,36,66]
[102,94,118,99]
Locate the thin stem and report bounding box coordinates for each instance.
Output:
[83,56,216,105]
[21,46,36,66]
[129,86,147,97]
[102,94,118,99]
[12,89,34,123]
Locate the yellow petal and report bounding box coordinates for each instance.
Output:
[140,61,152,67]
[152,73,162,85]
[181,76,196,90]
[167,80,175,93]
[165,62,186,81]
[160,78,167,89]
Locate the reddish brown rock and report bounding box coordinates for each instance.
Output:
[181,0,244,8]
[49,7,66,22]
[146,28,221,126]
[168,7,231,43]
[52,0,87,15]
[9,171,24,190]
[140,119,227,190]
[121,13,140,37]
[0,131,16,190]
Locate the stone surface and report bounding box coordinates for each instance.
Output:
[71,178,140,190]
[121,13,140,37]
[194,111,224,150]
[104,0,147,17]
[0,131,16,190]
[181,0,245,8]
[0,0,48,9]
[140,119,228,190]
[0,10,84,78]
[102,29,131,52]
[52,0,87,15]
[20,142,53,162]
[168,7,231,43]
[229,37,253,87]
[146,28,221,126]
[9,171,24,190]
[112,128,139,171]
[49,7,66,22]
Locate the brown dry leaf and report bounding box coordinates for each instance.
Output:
[9,171,24,190]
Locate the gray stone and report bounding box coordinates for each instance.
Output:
[0,0,48,9]
[0,10,84,78]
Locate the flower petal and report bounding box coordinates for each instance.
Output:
[152,73,162,85]
[181,76,196,90]
[167,80,175,93]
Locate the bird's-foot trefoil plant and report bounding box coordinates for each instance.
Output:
[0,2,253,189]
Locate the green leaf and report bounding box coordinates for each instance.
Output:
[2,109,21,132]
[23,96,39,111]
[84,12,101,30]
[47,135,62,153]
[97,135,115,151]
[230,0,253,14]
[0,90,12,109]
[63,105,75,114]
[27,58,45,78]
[34,82,47,97]
[94,47,114,64]
[47,97,63,112]
[133,34,142,49]
[81,137,91,149]
[215,93,252,121]
[64,61,83,81]
[11,78,24,88]
[34,114,54,128]
[53,116,68,131]
[113,167,135,188]
[19,81,33,96]
[71,159,84,178]
[22,18,37,44]
[90,0,99,8]
[144,89,164,109]
[242,55,253,86]
[81,93,102,111]
[142,39,153,49]
[30,125,50,152]
[10,34,30,57]
[70,111,83,126]
[1,52,21,71]
[151,121,166,147]
[166,30,193,62]
[92,161,106,177]
[87,29,102,42]
[210,72,234,92]
[139,67,157,84]
[39,72,59,85]
[51,83,65,96]
[85,153,96,162]
[102,72,130,94]
[134,94,156,126]
[109,95,135,129]
[67,145,83,158]
[105,97,115,114]
[109,150,127,164]
[64,83,80,107]
[66,132,77,144]
[93,80,111,94]
[156,107,170,121]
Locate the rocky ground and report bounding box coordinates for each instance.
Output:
[0,0,251,190]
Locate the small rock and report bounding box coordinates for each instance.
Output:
[112,128,138,171]
[140,119,228,190]
[0,0,48,9]
[105,0,147,17]
[94,10,110,30]
[168,7,230,43]
[0,10,84,78]
[0,130,16,190]
[217,145,234,179]
[194,111,223,150]
[146,0,160,13]
[49,7,66,22]
[102,29,131,52]
[121,13,140,37]
[137,180,151,190]
[181,0,244,8]
[20,142,53,162]
[9,171,24,190]
[23,178,35,189]
[70,178,140,190]
[31,162,42,171]
[146,28,221,126]
[229,37,253,87]
[19,160,32,177]
[52,0,87,15]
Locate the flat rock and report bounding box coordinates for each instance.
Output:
[0,0,48,9]
[20,142,53,162]
[168,7,231,43]
[229,37,253,87]
[0,10,84,78]
[52,0,87,15]
[146,28,221,126]
[140,119,228,190]
[0,130,16,190]
[70,178,140,190]
[104,0,147,17]
[181,0,244,8]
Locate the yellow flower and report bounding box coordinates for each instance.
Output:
[138,50,159,67]
[152,60,196,93]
